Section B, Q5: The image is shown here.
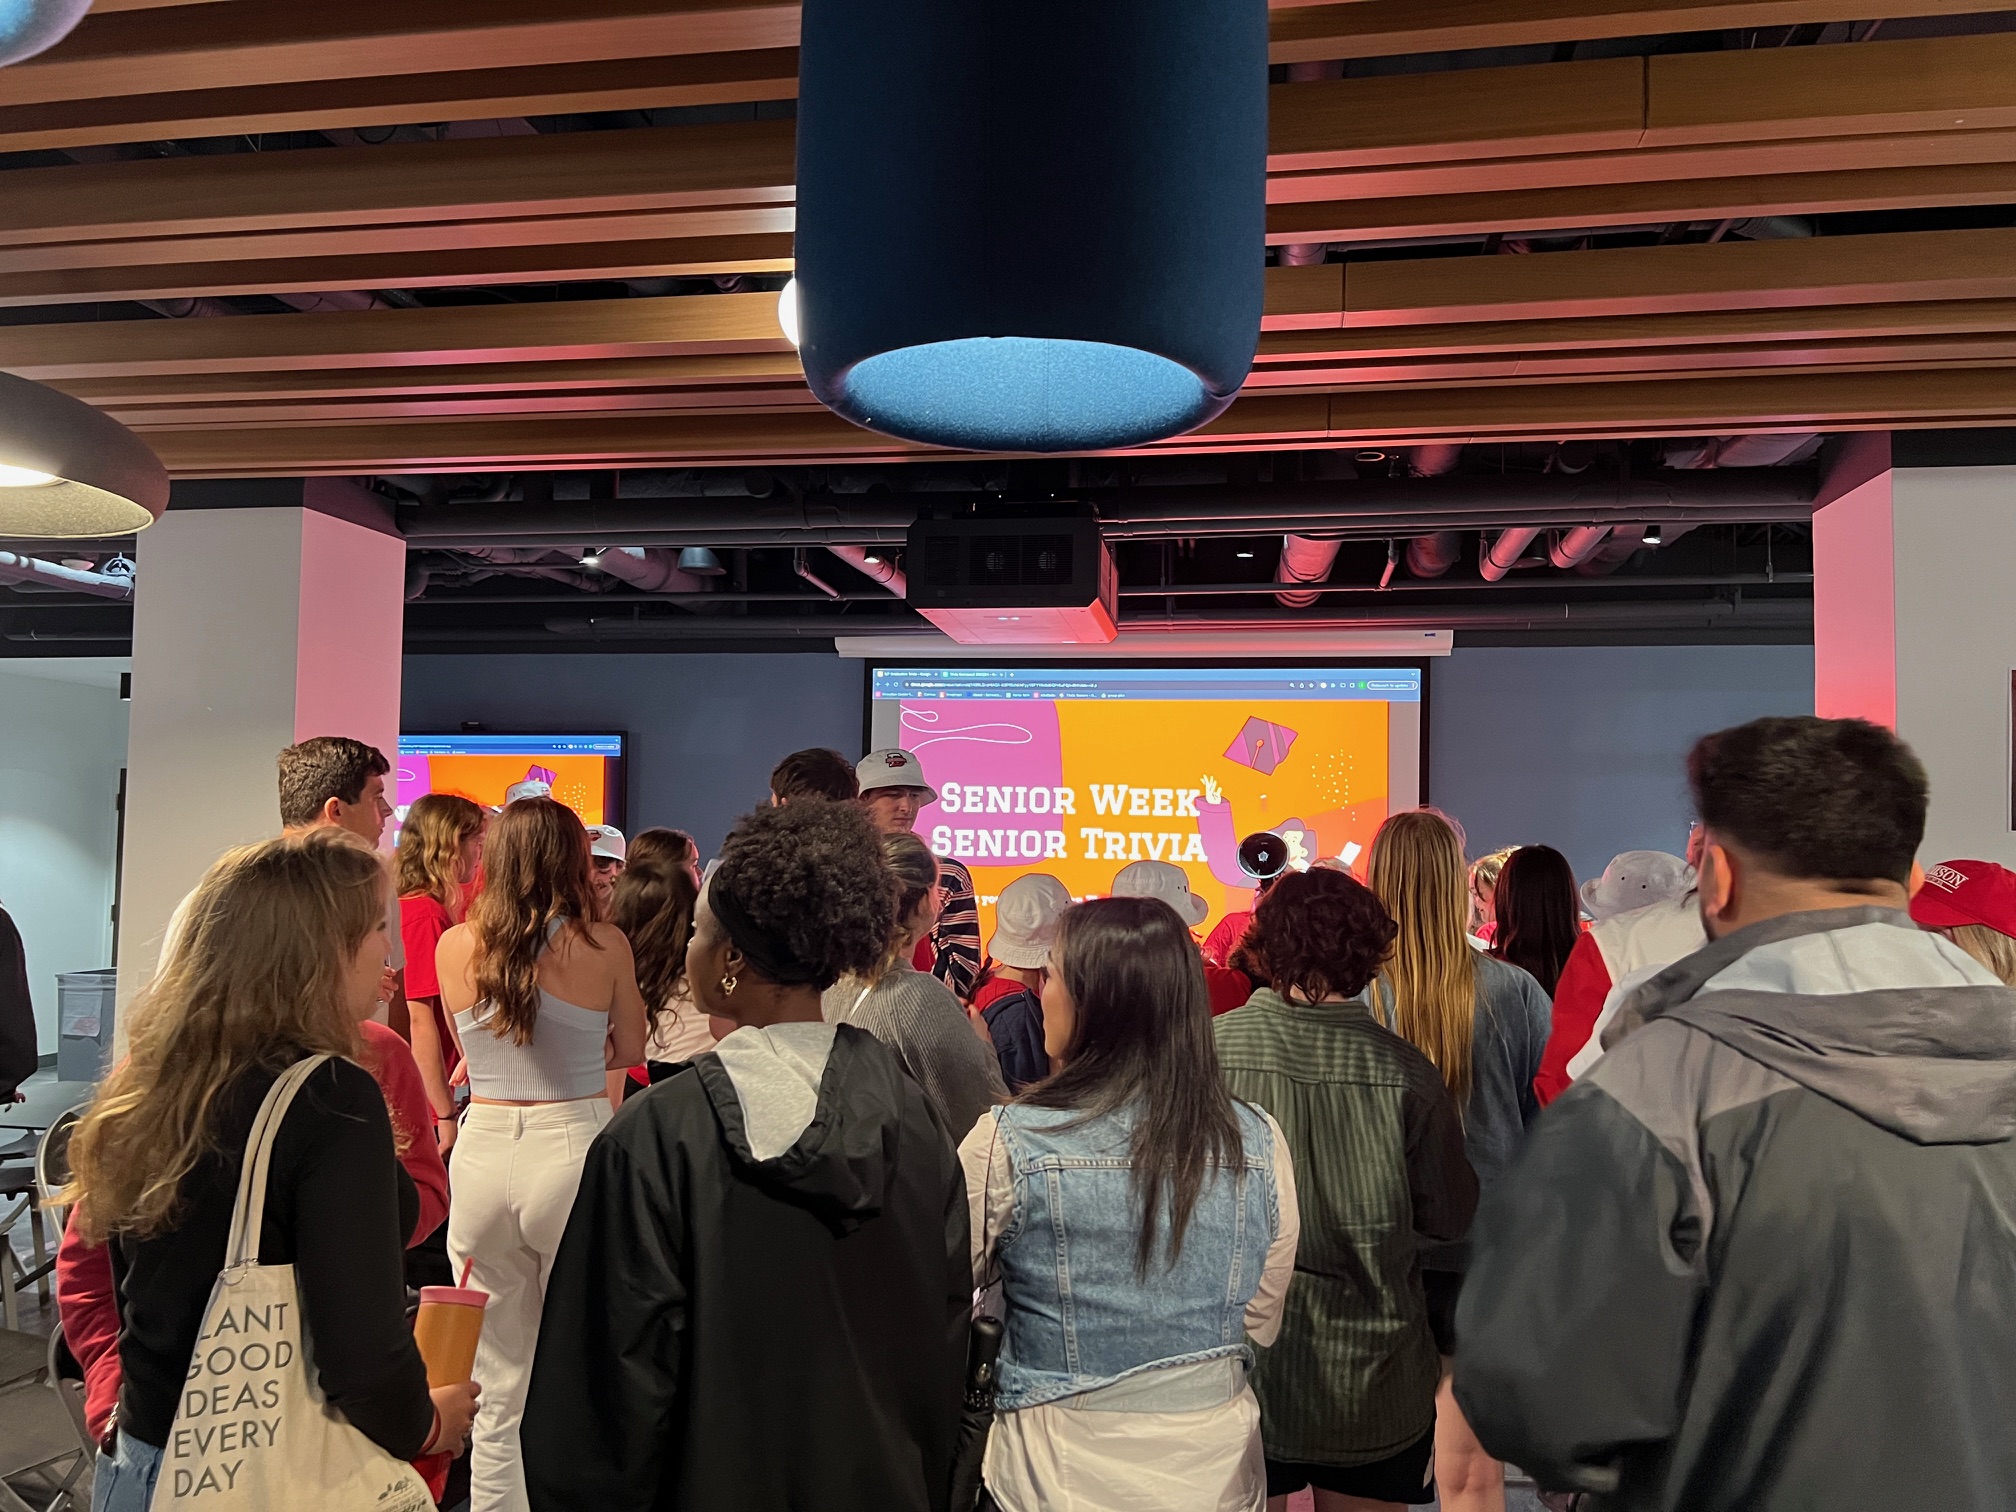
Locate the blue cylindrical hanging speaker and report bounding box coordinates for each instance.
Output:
[795,0,1269,454]
[0,0,92,68]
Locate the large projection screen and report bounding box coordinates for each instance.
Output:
[869,663,1425,938]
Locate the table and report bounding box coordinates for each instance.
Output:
[0,1081,96,1135]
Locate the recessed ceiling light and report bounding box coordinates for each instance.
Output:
[1235,550,1254,559]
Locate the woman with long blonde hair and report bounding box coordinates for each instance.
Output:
[396,791,486,1151]
[1366,810,1551,1512]
[434,796,647,1512]
[823,830,1005,1137]
[64,828,478,1511]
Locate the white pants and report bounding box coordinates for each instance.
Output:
[447,1097,612,1512]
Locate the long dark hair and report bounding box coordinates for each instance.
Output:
[468,797,601,1044]
[611,828,699,1038]
[1020,897,1243,1276]
[1492,845,1581,997]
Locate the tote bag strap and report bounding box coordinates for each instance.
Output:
[224,1055,333,1270]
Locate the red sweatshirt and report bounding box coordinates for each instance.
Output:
[58,1024,450,1441]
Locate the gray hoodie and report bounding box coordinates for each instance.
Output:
[1453,907,2016,1512]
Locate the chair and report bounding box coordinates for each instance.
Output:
[0,1322,90,1512]
[0,1109,80,1335]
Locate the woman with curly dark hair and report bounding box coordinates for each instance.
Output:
[520,802,970,1512]
[1213,868,1477,1511]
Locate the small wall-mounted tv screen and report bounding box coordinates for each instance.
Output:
[396,733,626,833]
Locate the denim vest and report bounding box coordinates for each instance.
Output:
[988,1099,1278,1411]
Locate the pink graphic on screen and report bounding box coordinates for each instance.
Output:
[903,700,1065,817]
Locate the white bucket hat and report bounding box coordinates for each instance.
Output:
[856,747,939,803]
[991,874,1074,969]
[1581,850,1695,919]
[503,777,552,805]
[585,824,627,862]
[1112,859,1210,928]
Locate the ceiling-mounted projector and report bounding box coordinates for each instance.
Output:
[904,509,1118,645]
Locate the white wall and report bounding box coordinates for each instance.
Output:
[0,660,129,1050]
[1893,466,2016,868]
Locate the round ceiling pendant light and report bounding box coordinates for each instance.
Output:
[794,0,1268,454]
[0,371,170,537]
[0,0,92,68]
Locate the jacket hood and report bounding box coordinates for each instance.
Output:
[697,1022,907,1233]
[1612,906,2016,1144]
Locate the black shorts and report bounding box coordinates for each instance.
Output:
[1267,1424,1437,1506]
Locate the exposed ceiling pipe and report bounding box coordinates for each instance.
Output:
[1549,525,1612,569]
[1407,444,1464,477]
[826,543,908,597]
[1275,534,1341,608]
[1479,526,1544,582]
[1666,432,1820,470]
[404,561,431,602]
[428,596,1813,644]
[141,297,243,320]
[588,546,709,595]
[402,469,1818,550]
[1405,532,1463,579]
[274,291,396,313]
[0,551,135,600]
[1576,523,1700,576]
[1275,61,1342,270]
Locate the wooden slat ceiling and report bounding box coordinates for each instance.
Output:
[4,1,2016,473]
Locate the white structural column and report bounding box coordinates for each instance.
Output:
[1813,432,2016,868]
[115,480,405,1013]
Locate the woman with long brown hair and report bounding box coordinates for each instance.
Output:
[823,830,1005,1136]
[960,896,1298,1512]
[610,827,713,1085]
[1365,810,1551,1512]
[434,796,647,1512]
[396,791,486,1151]
[64,829,479,1511]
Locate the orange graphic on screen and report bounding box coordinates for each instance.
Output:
[411,755,610,826]
[910,696,1393,944]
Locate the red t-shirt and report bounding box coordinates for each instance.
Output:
[1202,910,1253,968]
[399,894,455,1001]
[1204,963,1255,1017]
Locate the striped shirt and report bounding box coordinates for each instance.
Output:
[1213,988,1477,1466]
[926,857,982,1000]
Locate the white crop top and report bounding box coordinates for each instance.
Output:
[453,922,609,1101]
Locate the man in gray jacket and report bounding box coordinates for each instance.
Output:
[1454,715,2016,1511]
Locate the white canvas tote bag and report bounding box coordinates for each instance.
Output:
[154,1054,434,1512]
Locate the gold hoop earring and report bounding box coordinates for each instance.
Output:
[719,974,738,997]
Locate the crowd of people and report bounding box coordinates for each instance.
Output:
[47,714,2016,1512]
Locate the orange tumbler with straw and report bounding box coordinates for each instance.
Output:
[415,1261,488,1388]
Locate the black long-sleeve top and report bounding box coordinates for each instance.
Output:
[110,1056,432,1456]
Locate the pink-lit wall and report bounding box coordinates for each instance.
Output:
[1811,468,1897,728]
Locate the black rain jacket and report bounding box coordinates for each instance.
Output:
[522,1024,970,1512]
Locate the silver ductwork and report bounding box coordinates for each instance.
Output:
[1479,526,1544,582]
[589,547,710,595]
[1274,534,1341,608]
[1549,525,1613,569]
[1406,532,1463,579]
[826,544,908,597]
[0,552,135,600]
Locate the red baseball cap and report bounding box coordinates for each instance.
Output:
[1910,859,2016,938]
